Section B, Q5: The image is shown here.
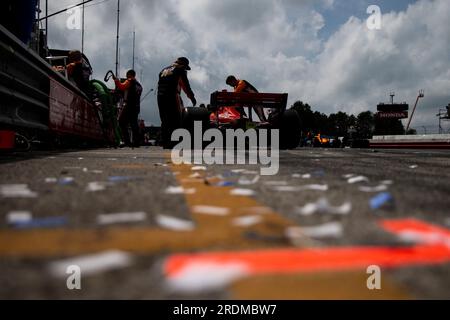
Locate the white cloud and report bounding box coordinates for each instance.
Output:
[45,0,450,131]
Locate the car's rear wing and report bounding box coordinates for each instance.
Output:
[210,91,288,111]
[210,91,288,123]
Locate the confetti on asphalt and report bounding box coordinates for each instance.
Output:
[358,185,389,193]
[215,181,235,187]
[191,166,207,171]
[296,198,352,216]
[230,188,256,196]
[273,184,329,192]
[165,186,196,195]
[263,180,288,186]
[370,192,395,210]
[0,184,38,198]
[192,206,230,216]
[97,212,147,225]
[45,177,58,183]
[347,176,369,184]
[165,261,248,293]
[86,182,109,192]
[286,222,343,240]
[12,216,68,229]
[238,175,260,185]
[232,215,263,227]
[155,215,195,231]
[108,176,137,183]
[58,177,74,185]
[49,251,133,277]
[6,211,32,224]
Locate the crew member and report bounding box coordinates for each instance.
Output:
[113,69,143,147]
[66,50,90,92]
[157,57,197,149]
[225,75,267,122]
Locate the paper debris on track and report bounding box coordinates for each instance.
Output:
[58,177,74,185]
[0,184,38,198]
[370,192,394,210]
[263,180,288,186]
[273,184,329,192]
[192,206,230,216]
[45,178,58,183]
[238,175,260,185]
[230,188,256,196]
[165,261,249,293]
[347,176,369,184]
[232,215,263,227]
[156,215,195,231]
[191,166,207,171]
[358,185,388,193]
[409,165,419,169]
[6,211,32,224]
[49,251,133,277]
[86,182,111,192]
[165,186,196,195]
[296,198,352,216]
[13,216,67,229]
[97,212,147,225]
[286,222,343,239]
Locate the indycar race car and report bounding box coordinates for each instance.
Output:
[182,91,302,149]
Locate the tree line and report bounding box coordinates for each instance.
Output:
[290,101,415,139]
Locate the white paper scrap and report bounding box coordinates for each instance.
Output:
[192,206,230,216]
[230,188,256,196]
[49,251,132,277]
[165,186,196,195]
[0,184,38,198]
[97,212,147,225]
[286,222,343,239]
[156,215,195,231]
[166,262,249,293]
[296,198,352,216]
[348,176,369,184]
[358,185,388,193]
[232,215,263,227]
[6,211,32,224]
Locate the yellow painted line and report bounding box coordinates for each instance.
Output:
[0,153,409,298]
[231,271,410,300]
[0,159,295,258]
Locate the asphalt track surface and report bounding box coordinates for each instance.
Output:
[0,147,449,299]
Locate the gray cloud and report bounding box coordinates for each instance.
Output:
[45,0,450,132]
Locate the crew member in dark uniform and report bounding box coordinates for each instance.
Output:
[157,57,197,149]
[226,75,267,122]
[114,69,143,147]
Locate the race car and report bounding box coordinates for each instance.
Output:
[182,90,302,149]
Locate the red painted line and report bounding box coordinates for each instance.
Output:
[380,218,450,238]
[164,219,450,278]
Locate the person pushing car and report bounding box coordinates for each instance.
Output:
[226,75,268,123]
[157,57,197,149]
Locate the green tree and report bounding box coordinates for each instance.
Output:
[356,111,375,139]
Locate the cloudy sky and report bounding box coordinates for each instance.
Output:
[43,0,450,132]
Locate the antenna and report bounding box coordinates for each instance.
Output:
[390,92,395,104]
[115,0,120,76]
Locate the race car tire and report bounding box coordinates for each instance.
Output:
[279,109,302,149]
